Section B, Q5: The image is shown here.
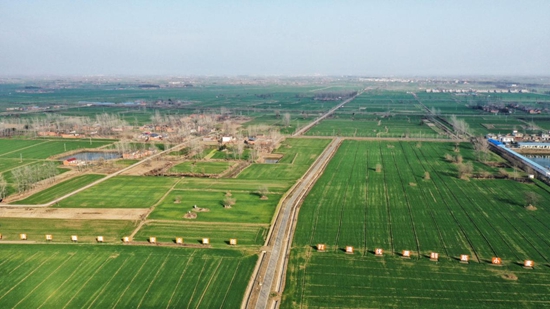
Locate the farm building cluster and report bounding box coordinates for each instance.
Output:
[487,130,550,145]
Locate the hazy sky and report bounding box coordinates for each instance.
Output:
[1,1,549,76]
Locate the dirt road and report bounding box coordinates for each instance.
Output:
[245,137,341,309]
[0,207,148,220]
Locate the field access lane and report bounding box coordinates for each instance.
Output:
[251,137,341,309]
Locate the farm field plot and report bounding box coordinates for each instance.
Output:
[134,221,267,248]
[0,244,255,309]
[283,140,550,308]
[415,92,480,114]
[0,139,114,159]
[284,250,550,309]
[176,178,291,193]
[339,90,422,113]
[168,160,232,175]
[0,158,37,173]
[0,139,49,156]
[305,117,444,138]
[12,174,105,205]
[57,176,178,208]
[237,138,331,181]
[462,116,534,135]
[0,218,136,242]
[148,189,281,223]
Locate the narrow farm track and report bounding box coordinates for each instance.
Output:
[246,137,341,309]
[292,90,364,136]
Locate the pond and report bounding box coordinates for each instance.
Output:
[524,154,550,169]
[60,152,121,161]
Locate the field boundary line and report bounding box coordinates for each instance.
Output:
[333,147,358,251]
[12,252,75,309]
[379,142,395,255]
[130,178,182,239]
[194,258,223,309]
[62,255,114,309]
[186,260,208,309]
[399,142,449,258]
[136,253,171,309]
[166,252,196,309]
[6,251,40,275]
[307,144,347,245]
[0,252,57,302]
[111,253,153,309]
[389,149,421,257]
[219,259,243,309]
[37,253,97,309]
[85,257,131,309]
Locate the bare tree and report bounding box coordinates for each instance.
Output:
[223,196,236,207]
[525,191,540,207]
[0,174,7,200]
[473,136,490,163]
[258,186,269,199]
[457,162,473,179]
[282,113,291,127]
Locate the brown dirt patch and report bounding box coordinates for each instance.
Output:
[120,159,170,176]
[183,212,197,219]
[525,205,537,211]
[0,207,148,220]
[192,207,210,212]
[502,273,518,281]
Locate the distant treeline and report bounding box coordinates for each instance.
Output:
[312,91,357,101]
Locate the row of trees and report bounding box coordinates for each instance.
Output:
[11,162,59,194]
[449,115,471,136]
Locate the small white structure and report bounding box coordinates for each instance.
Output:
[430,252,439,261]
[20,234,27,240]
[97,236,104,243]
[202,238,210,245]
[317,244,326,252]
[123,236,130,243]
[149,237,156,244]
[524,260,534,269]
[460,254,469,263]
[229,238,237,246]
[345,246,354,254]
[71,235,78,242]
[492,257,502,265]
[375,248,383,256]
[402,250,411,258]
[176,237,183,245]
[45,234,53,241]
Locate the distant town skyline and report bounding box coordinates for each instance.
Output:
[1,1,549,76]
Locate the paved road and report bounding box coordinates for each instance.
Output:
[292,90,364,137]
[253,137,341,309]
[0,140,191,208]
